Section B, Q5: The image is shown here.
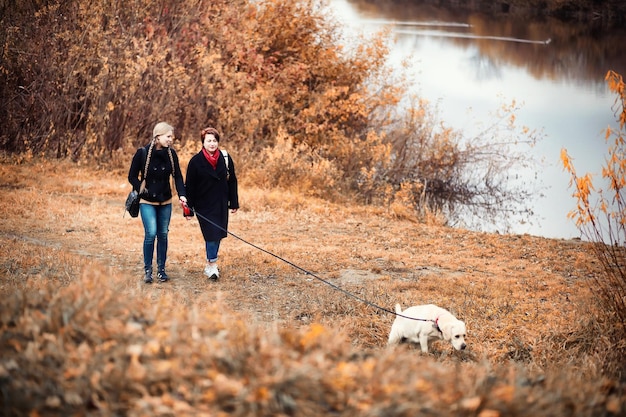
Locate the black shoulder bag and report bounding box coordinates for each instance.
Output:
[125,147,148,218]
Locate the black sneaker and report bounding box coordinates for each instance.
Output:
[157,270,169,282]
[144,269,153,284]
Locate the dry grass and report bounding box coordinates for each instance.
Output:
[0,157,624,416]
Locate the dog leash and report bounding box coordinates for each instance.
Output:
[187,205,434,323]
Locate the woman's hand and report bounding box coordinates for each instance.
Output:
[180,197,193,220]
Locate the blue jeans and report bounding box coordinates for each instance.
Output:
[205,240,221,263]
[140,203,172,272]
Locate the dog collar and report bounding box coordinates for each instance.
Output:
[434,317,442,333]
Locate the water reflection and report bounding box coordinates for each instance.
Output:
[330,0,626,239]
[340,0,626,86]
[395,28,551,44]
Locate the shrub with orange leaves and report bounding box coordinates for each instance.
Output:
[0,155,625,415]
[561,70,626,378]
[0,0,543,229]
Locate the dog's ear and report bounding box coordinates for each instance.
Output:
[440,323,452,341]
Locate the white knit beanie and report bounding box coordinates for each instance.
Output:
[153,122,174,138]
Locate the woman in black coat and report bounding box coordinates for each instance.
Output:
[185,127,239,280]
[128,121,187,284]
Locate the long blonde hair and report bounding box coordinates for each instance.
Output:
[144,124,176,178]
[143,136,176,179]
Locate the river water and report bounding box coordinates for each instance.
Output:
[328,0,626,240]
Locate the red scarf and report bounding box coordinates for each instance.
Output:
[202,148,220,169]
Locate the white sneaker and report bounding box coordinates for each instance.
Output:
[204,264,219,280]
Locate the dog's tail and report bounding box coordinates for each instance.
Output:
[395,303,402,314]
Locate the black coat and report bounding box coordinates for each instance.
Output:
[128,145,186,203]
[185,149,239,241]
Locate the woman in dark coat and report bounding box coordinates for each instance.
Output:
[185,127,239,280]
[128,121,187,284]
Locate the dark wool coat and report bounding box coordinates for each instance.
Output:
[128,145,186,203]
[185,149,239,242]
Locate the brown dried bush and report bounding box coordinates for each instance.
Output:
[2,0,539,229]
[562,70,626,379]
[0,157,624,415]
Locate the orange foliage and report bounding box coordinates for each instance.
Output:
[0,0,547,228]
[1,157,624,415]
[1,0,398,186]
[561,71,626,238]
[561,70,626,376]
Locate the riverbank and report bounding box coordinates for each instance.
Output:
[1,157,623,415]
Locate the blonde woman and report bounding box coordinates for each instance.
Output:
[128,122,187,284]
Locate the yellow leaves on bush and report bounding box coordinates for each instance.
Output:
[562,70,626,379]
[213,373,245,397]
[63,342,91,380]
[606,70,626,129]
[457,384,514,416]
[478,410,502,417]
[606,395,623,414]
[299,322,326,350]
[574,174,594,201]
[389,181,423,220]
[562,148,598,226]
[460,395,482,411]
[331,361,359,391]
[559,148,571,171]
[409,377,433,394]
[493,384,516,402]
[247,128,345,199]
[250,386,271,403]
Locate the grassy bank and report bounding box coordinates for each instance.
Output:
[0,157,623,415]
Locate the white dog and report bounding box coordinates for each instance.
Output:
[388,303,467,353]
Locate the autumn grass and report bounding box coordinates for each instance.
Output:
[0,157,624,416]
